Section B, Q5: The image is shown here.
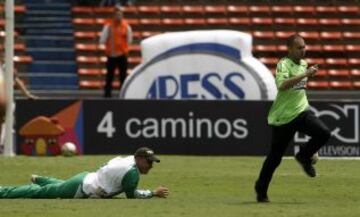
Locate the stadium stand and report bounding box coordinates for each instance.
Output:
[1,0,359,97]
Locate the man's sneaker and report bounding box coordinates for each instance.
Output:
[255,182,270,203]
[30,175,39,184]
[295,154,316,177]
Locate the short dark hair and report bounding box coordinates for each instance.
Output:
[287,34,303,48]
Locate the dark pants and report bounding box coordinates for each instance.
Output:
[104,55,128,98]
[256,110,331,193]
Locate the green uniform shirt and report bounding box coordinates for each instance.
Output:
[267,57,309,126]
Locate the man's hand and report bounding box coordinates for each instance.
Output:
[153,186,169,198]
[305,64,319,77]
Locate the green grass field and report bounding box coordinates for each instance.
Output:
[0,155,359,217]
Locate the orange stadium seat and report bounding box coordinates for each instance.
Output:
[348,58,360,66]
[296,18,318,26]
[13,56,33,63]
[76,56,100,64]
[93,7,114,14]
[329,81,352,89]
[73,18,95,25]
[319,18,341,26]
[95,18,107,25]
[315,69,327,77]
[228,17,250,26]
[307,81,329,89]
[139,18,161,26]
[276,31,296,39]
[127,18,140,26]
[353,81,360,89]
[341,18,360,25]
[141,31,161,38]
[298,31,320,40]
[75,44,104,52]
[79,80,120,89]
[78,68,107,76]
[274,18,296,26]
[277,45,287,52]
[74,31,98,39]
[254,45,277,52]
[122,6,138,14]
[306,58,325,65]
[251,17,273,25]
[306,45,322,52]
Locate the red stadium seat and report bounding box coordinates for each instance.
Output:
[251,17,273,25]
[325,58,347,66]
[345,45,360,51]
[319,18,340,26]
[205,6,227,15]
[162,18,184,26]
[337,6,359,14]
[93,7,114,14]
[206,18,228,26]
[277,45,287,52]
[160,6,182,14]
[122,6,138,15]
[254,45,277,52]
[95,18,107,25]
[274,18,296,25]
[315,69,327,77]
[141,31,161,38]
[298,31,320,40]
[72,7,93,14]
[322,45,345,52]
[0,43,25,51]
[184,18,206,25]
[341,18,360,25]
[307,81,329,89]
[182,5,204,14]
[320,31,342,40]
[79,80,120,89]
[259,57,278,66]
[343,32,360,39]
[306,45,322,52]
[228,17,250,26]
[271,6,293,15]
[76,56,100,64]
[306,58,325,65]
[75,44,104,52]
[293,6,315,15]
[348,58,360,66]
[253,31,275,39]
[74,31,98,39]
[329,81,352,89]
[315,6,337,14]
[13,55,33,63]
[328,69,350,77]
[249,6,271,15]
[275,31,296,39]
[139,18,161,26]
[78,68,107,76]
[138,6,160,14]
[296,18,318,26]
[227,5,248,14]
[128,57,142,65]
[73,18,95,25]
[127,18,140,26]
[0,5,26,13]
[353,81,360,89]
[350,69,360,77]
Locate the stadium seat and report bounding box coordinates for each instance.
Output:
[307,81,329,89]
[78,68,107,76]
[128,57,142,65]
[298,31,320,40]
[206,18,228,26]
[277,45,287,52]
[345,45,360,52]
[341,18,360,25]
[329,81,352,89]
[182,5,204,14]
[274,18,296,26]
[275,31,296,39]
[306,45,322,52]
[13,56,33,63]
[204,6,227,15]
[320,31,342,40]
[253,31,275,39]
[227,5,248,15]
[348,58,360,66]
[79,80,120,89]
[271,6,293,15]
[0,43,25,51]
[327,69,350,77]
[306,58,325,65]
[315,6,337,14]
[254,45,277,52]
[139,18,161,26]
[319,18,341,26]
[138,6,160,14]
[122,6,138,15]
[75,44,104,52]
[76,56,100,64]
[293,6,315,15]
[322,45,345,52]
[95,18,107,25]
[350,69,360,77]
[228,17,250,26]
[325,58,347,66]
[93,7,114,14]
[296,18,318,26]
[0,30,18,37]
[258,57,278,66]
[184,18,206,26]
[315,69,327,77]
[162,18,184,26]
[141,31,161,38]
[0,5,26,13]
[337,6,359,14]
[249,6,271,15]
[251,17,273,26]
[72,7,93,14]
[160,6,182,14]
[73,18,95,25]
[343,32,360,39]
[74,31,98,39]
[127,18,140,26]
[353,81,360,89]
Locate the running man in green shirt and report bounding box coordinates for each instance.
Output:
[0,147,169,199]
[255,34,331,203]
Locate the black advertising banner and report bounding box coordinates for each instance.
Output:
[15,100,360,156]
[83,100,272,155]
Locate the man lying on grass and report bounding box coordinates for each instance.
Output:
[0,147,169,199]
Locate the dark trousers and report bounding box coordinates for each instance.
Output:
[256,110,331,193]
[104,55,128,98]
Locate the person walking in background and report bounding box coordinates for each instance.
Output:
[0,147,169,199]
[99,6,133,98]
[255,34,331,203]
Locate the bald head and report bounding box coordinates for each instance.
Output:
[287,34,306,64]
